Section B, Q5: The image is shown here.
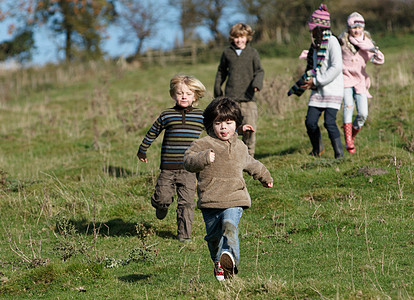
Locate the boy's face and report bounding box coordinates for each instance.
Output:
[213,119,237,141]
[173,83,195,108]
[232,35,247,49]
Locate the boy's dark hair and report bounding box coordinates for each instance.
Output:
[312,26,339,49]
[203,97,243,133]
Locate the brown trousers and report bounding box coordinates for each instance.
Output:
[151,169,196,239]
[239,101,258,157]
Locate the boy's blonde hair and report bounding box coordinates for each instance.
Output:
[229,23,254,43]
[169,74,206,106]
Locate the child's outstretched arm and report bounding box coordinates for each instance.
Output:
[348,35,385,64]
[251,49,264,91]
[237,124,256,133]
[184,141,214,173]
[137,115,164,163]
[213,53,228,97]
[244,153,274,188]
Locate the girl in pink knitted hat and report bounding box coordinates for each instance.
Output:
[288,4,344,159]
[339,12,385,154]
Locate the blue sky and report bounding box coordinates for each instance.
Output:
[0,5,182,66]
[0,1,245,66]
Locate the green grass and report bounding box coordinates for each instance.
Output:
[0,35,413,299]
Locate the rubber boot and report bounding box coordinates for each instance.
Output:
[343,123,355,154]
[351,125,361,145]
[331,137,344,159]
[308,129,325,157]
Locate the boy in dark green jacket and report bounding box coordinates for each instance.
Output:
[214,23,264,157]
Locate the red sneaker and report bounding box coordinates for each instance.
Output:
[214,261,225,281]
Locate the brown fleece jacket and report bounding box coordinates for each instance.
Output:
[184,133,273,210]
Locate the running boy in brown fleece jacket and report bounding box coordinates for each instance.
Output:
[184,97,273,281]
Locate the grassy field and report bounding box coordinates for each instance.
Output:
[0,35,413,299]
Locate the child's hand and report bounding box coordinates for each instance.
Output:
[242,124,255,132]
[137,152,147,163]
[262,182,273,188]
[369,46,379,53]
[209,150,215,163]
[300,78,314,90]
[299,50,309,60]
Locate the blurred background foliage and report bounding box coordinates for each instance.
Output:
[0,0,413,64]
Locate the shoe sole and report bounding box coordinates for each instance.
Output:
[318,149,325,156]
[215,275,225,281]
[220,251,235,278]
[309,148,325,157]
[156,209,168,220]
[346,146,355,154]
[178,238,192,243]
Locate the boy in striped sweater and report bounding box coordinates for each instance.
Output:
[137,74,206,242]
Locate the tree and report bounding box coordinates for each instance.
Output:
[1,0,116,62]
[199,0,227,44]
[331,0,414,33]
[238,0,414,41]
[116,0,164,57]
[169,0,204,46]
[238,0,319,43]
[74,0,117,60]
[33,0,116,61]
[168,0,228,46]
[0,29,35,62]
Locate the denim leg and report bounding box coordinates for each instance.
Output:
[202,207,243,264]
[305,106,323,152]
[305,106,323,133]
[323,108,340,140]
[343,87,355,124]
[353,93,368,129]
[202,209,222,262]
[221,207,243,264]
[324,108,343,158]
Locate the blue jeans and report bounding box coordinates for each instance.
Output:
[343,87,368,129]
[305,106,341,141]
[201,207,243,265]
[305,106,343,158]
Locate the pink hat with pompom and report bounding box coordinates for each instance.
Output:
[347,12,365,28]
[308,4,330,31]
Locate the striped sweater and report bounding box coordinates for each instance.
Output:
[138,105,204,170]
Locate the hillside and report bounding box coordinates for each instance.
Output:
[0,36,413,299]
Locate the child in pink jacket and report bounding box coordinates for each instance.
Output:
[340,12,384,154]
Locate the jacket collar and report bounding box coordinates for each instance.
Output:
[230,44,250,53]
[208,132,239,143]
[173,105,194,112]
